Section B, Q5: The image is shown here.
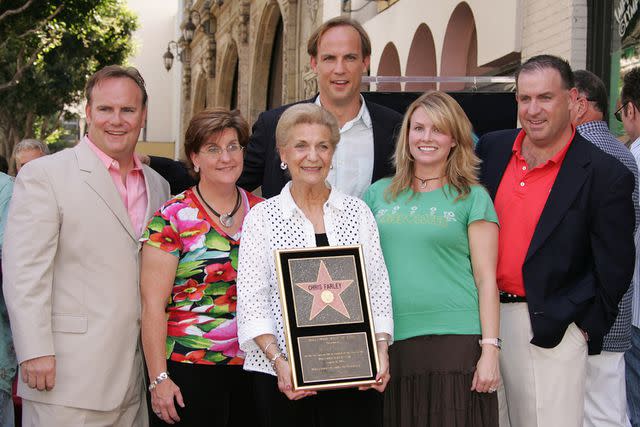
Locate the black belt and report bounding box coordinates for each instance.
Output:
[499,291,527,303]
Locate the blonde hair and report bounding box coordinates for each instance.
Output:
[385,91,479,202]
[275,103,340,150]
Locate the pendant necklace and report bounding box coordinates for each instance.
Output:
[414,175,444,189]
[196,184,241,227]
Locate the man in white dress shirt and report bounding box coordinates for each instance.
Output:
[238,16,403,199]
[620,66,640,427]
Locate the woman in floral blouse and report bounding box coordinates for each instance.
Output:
[140,108,262,426]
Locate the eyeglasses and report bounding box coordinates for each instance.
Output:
[203,143,244,156]
[615,102,629,122]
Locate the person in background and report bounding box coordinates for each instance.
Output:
[364,91,500,427]
[477,55,635,427]
[12,138,49,175]
[572,69,639,427]
[238,16,402,199]
[0,171,15,426]
[2,65,170,426]
[236,103,393,427]
[619,66,640,427]
[140,108,262,426]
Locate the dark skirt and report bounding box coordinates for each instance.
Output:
[150,360,257,427]
[252,371,383,427]
[384,334,498,427]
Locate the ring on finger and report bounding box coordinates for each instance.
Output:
[488,387,497,393]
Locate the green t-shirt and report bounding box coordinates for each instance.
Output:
[363,178,498,341]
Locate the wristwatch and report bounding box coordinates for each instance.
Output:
[478,338,502,350]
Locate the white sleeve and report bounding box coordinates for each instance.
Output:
[358,202,394,340]
[236,205,277,351]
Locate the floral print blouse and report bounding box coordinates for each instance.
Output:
[142,187,262,365]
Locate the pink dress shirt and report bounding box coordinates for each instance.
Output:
[84,136,148,237]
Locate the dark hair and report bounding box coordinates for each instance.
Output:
[515,54,574,90]
[184,108,250,171]
[622,67,640,110]
[85,65,148,107]
[573,69,608,118]
[307,16,371,58]
[0,156,7,174]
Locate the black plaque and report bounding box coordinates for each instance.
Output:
[275,245,379,391]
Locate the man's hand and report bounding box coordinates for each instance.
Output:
[21,355,56,391]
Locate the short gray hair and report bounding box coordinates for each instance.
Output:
[275,104,340,151]
[13,139,49,156]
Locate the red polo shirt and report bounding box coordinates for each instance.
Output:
[494,128,574,296]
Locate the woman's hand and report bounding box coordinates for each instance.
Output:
[471,345,500,393]
[274,358,316,400]
[151,378,185,424]
[359,341,390,393]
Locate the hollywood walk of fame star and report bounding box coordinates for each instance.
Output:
[295,260,354,321]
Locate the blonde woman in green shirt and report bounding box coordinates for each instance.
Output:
[364,91,500,427]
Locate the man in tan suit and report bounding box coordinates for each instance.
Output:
[2,65,170,426]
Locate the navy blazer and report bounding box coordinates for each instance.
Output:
[238,97,403,198]
[476,129,636,354]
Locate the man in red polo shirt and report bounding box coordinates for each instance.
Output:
[476,55,635,427]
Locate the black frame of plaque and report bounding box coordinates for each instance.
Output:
[275,245,380,391]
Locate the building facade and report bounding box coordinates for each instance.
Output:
[168,0,620,159]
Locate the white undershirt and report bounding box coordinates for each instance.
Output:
[315,95,374,199]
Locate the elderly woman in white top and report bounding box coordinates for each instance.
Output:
[236,103,393,427]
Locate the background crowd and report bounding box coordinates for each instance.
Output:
[0,14,639,427]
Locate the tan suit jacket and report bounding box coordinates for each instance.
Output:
[2,142,170,411]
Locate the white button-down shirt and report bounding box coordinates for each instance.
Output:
[315,96,374,199]
[236,182,393,375]
[630,136,640,328]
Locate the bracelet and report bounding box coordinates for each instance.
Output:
[264,341,277,356]
[375,337,390,343]
[478,338,502,350]
[270,351,288,370]
[148,371,169,391]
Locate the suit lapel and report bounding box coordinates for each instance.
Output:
[525,136,590,262]
[75,142,137,241]
[484,140,514,199]
[142,166,160,222]
[367,101,394,181]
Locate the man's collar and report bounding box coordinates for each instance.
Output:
[576,120,609,133]
[314,95,371,130]
[83,135,142,172]
[513,126,576,165]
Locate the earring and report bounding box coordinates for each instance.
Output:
[330,164,334,170]
[194,165,200,173]
[280,162,288,170]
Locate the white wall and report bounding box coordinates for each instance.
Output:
[521,0,587,68]
[127,0,180,144]
[359,0,522,76]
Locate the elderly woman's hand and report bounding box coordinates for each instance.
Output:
[151,378,185,424]
[274,358,317,400]
[471,346,501,394]
[359,340,390,392]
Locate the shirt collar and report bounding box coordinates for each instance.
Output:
[576,120,609,135]
[314,95,372,131]
[279,181,347,219]
[631,136,640,152]
[512,126,575,166]
[83,135,143,172]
